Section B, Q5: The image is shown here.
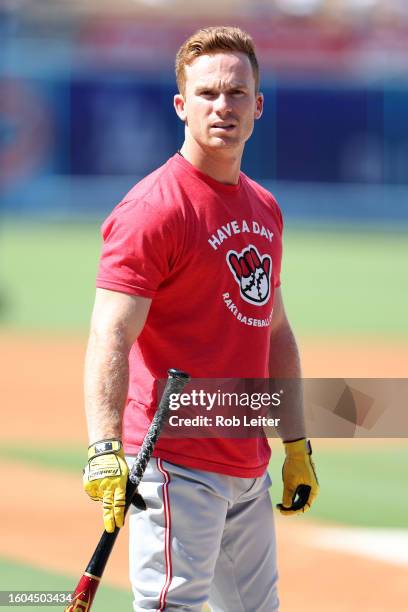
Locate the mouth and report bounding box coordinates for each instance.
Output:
[210,122,237,131]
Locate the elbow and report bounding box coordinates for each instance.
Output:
[88,319,134,355]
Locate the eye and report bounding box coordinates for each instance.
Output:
[199,90,216,98]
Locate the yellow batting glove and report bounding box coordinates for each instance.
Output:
[83,439,128,533]
[277,438,319,516]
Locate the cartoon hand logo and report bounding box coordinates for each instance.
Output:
[227,245,272,306]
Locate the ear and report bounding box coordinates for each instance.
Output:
[174,93,187,122]
[254,92,264,121]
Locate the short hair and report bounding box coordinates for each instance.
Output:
[175,26,260,96]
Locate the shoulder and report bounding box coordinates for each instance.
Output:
[121,155,184,212]
[241,173,284,231]
[123,155,185,203]
[102,156,186,237]
[241,172,280,208]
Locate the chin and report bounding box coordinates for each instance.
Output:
[207,137,241,149]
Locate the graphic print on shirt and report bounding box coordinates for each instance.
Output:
[226,245,272,306]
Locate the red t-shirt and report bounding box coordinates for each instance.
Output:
[97,153,283,477]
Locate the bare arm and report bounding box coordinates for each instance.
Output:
[84,288,151,444]
[269,287,306,441]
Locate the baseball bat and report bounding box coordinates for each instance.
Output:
[65,368,190,611]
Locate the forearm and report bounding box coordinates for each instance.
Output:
[268,322,306,441]
[84,327,130,444]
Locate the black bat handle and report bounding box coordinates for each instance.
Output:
[85,368,190,578]
[127,368,190,490]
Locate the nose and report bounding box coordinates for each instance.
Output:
[213,93,232,114]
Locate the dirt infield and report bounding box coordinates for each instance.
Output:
[2,332,406,444]
[3,460,407,611]
[2,332,408,610]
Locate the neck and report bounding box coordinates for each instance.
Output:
[180,136,243,185]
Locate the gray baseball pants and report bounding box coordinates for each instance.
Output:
[127,457,279,612]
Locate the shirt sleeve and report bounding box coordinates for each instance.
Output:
[96,198,179,299]
[268,195,283,289]
[275,201,284,236]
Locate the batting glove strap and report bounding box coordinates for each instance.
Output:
[87,438,122,460]
[283,438,312,457]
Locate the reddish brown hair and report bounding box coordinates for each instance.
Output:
[175,26,260,96]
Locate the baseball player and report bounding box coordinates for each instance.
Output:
[83,26,319,611]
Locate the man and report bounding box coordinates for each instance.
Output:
[83,26,319,611]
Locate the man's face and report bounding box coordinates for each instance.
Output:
[174,52,263,153]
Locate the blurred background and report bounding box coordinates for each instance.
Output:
[1,0,407,610]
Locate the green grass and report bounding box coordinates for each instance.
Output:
[3,441,408,529]
[0,223,407,336]
[268,442,408,528]
[0,444,84,473]
[282,228,408,337]
[0,223,100,331]
[0,558,132,611]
